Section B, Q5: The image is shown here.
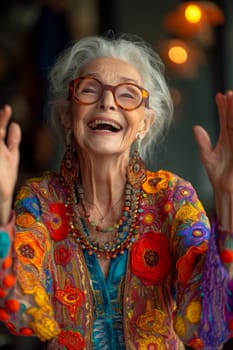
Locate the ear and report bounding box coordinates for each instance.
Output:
[60,107,72,129]
[138,109,156,139]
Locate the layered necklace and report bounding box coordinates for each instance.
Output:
[65,180,143,259]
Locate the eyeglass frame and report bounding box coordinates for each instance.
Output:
[68,76,150,111]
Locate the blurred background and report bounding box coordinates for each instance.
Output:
[0,0,232,349]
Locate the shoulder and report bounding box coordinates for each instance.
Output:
[142,169,195,194]
[15,171,64,201]
[25,171,61,186]
[14,171,68,224]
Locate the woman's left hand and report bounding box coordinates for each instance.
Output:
[193,90,233,229]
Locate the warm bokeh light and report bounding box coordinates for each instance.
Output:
[168,46,188,64]
[163,1,224,46]
[185,4,202,23]
[159,38,205,78]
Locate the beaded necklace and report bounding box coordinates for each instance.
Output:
[65,181,143,259]
[77,183,129,233]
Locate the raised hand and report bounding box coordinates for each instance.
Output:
[0,105,21,224]
[193,91,233,229]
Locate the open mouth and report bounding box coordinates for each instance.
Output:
[88,119,122,132]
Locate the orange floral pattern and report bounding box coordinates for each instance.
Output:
[14,232,45,268]
[142,170,172,194]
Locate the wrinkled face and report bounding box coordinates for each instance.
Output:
[63,57,153,157]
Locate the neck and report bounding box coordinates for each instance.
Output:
[78,150,129,208]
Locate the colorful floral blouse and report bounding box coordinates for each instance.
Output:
[0,169,232,350]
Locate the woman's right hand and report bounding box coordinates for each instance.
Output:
[0,105,21,224]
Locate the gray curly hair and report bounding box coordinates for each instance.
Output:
[47,33,174,162]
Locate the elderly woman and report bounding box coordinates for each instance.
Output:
[0,33,233,350]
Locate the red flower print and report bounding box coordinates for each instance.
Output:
[54,244,72,266]
[45,203,69,241]
[130,231,172,285]
[55,278,85,320]
[58,330,85,350]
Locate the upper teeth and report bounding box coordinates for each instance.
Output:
[88,120,121,130]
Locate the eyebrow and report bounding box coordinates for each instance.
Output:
[84,72,139,84]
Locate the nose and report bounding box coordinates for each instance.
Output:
[98,89,117,110]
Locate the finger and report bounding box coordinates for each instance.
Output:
[7,122,21,152]
[226,90,233,130]
[215,92,227,130]
[192,125,212,156]
[0,105,12,126]
[0,105,13,140]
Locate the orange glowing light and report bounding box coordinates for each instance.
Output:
[168,46,188,64]
[185,4,202,23]
[159,39,205,78]
[163,1,224,46]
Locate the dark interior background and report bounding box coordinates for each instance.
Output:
[0,0,232,349]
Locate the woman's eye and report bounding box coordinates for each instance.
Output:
[119,92,135,99]
[84,88,95,93]
[80,86,98,94]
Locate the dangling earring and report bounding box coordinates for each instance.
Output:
[60,130,79,184]
[127,134,146,189]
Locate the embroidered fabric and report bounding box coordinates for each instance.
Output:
[0,171,232,349]
[199,219,229,347]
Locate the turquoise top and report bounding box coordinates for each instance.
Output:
[84,250,127,349]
